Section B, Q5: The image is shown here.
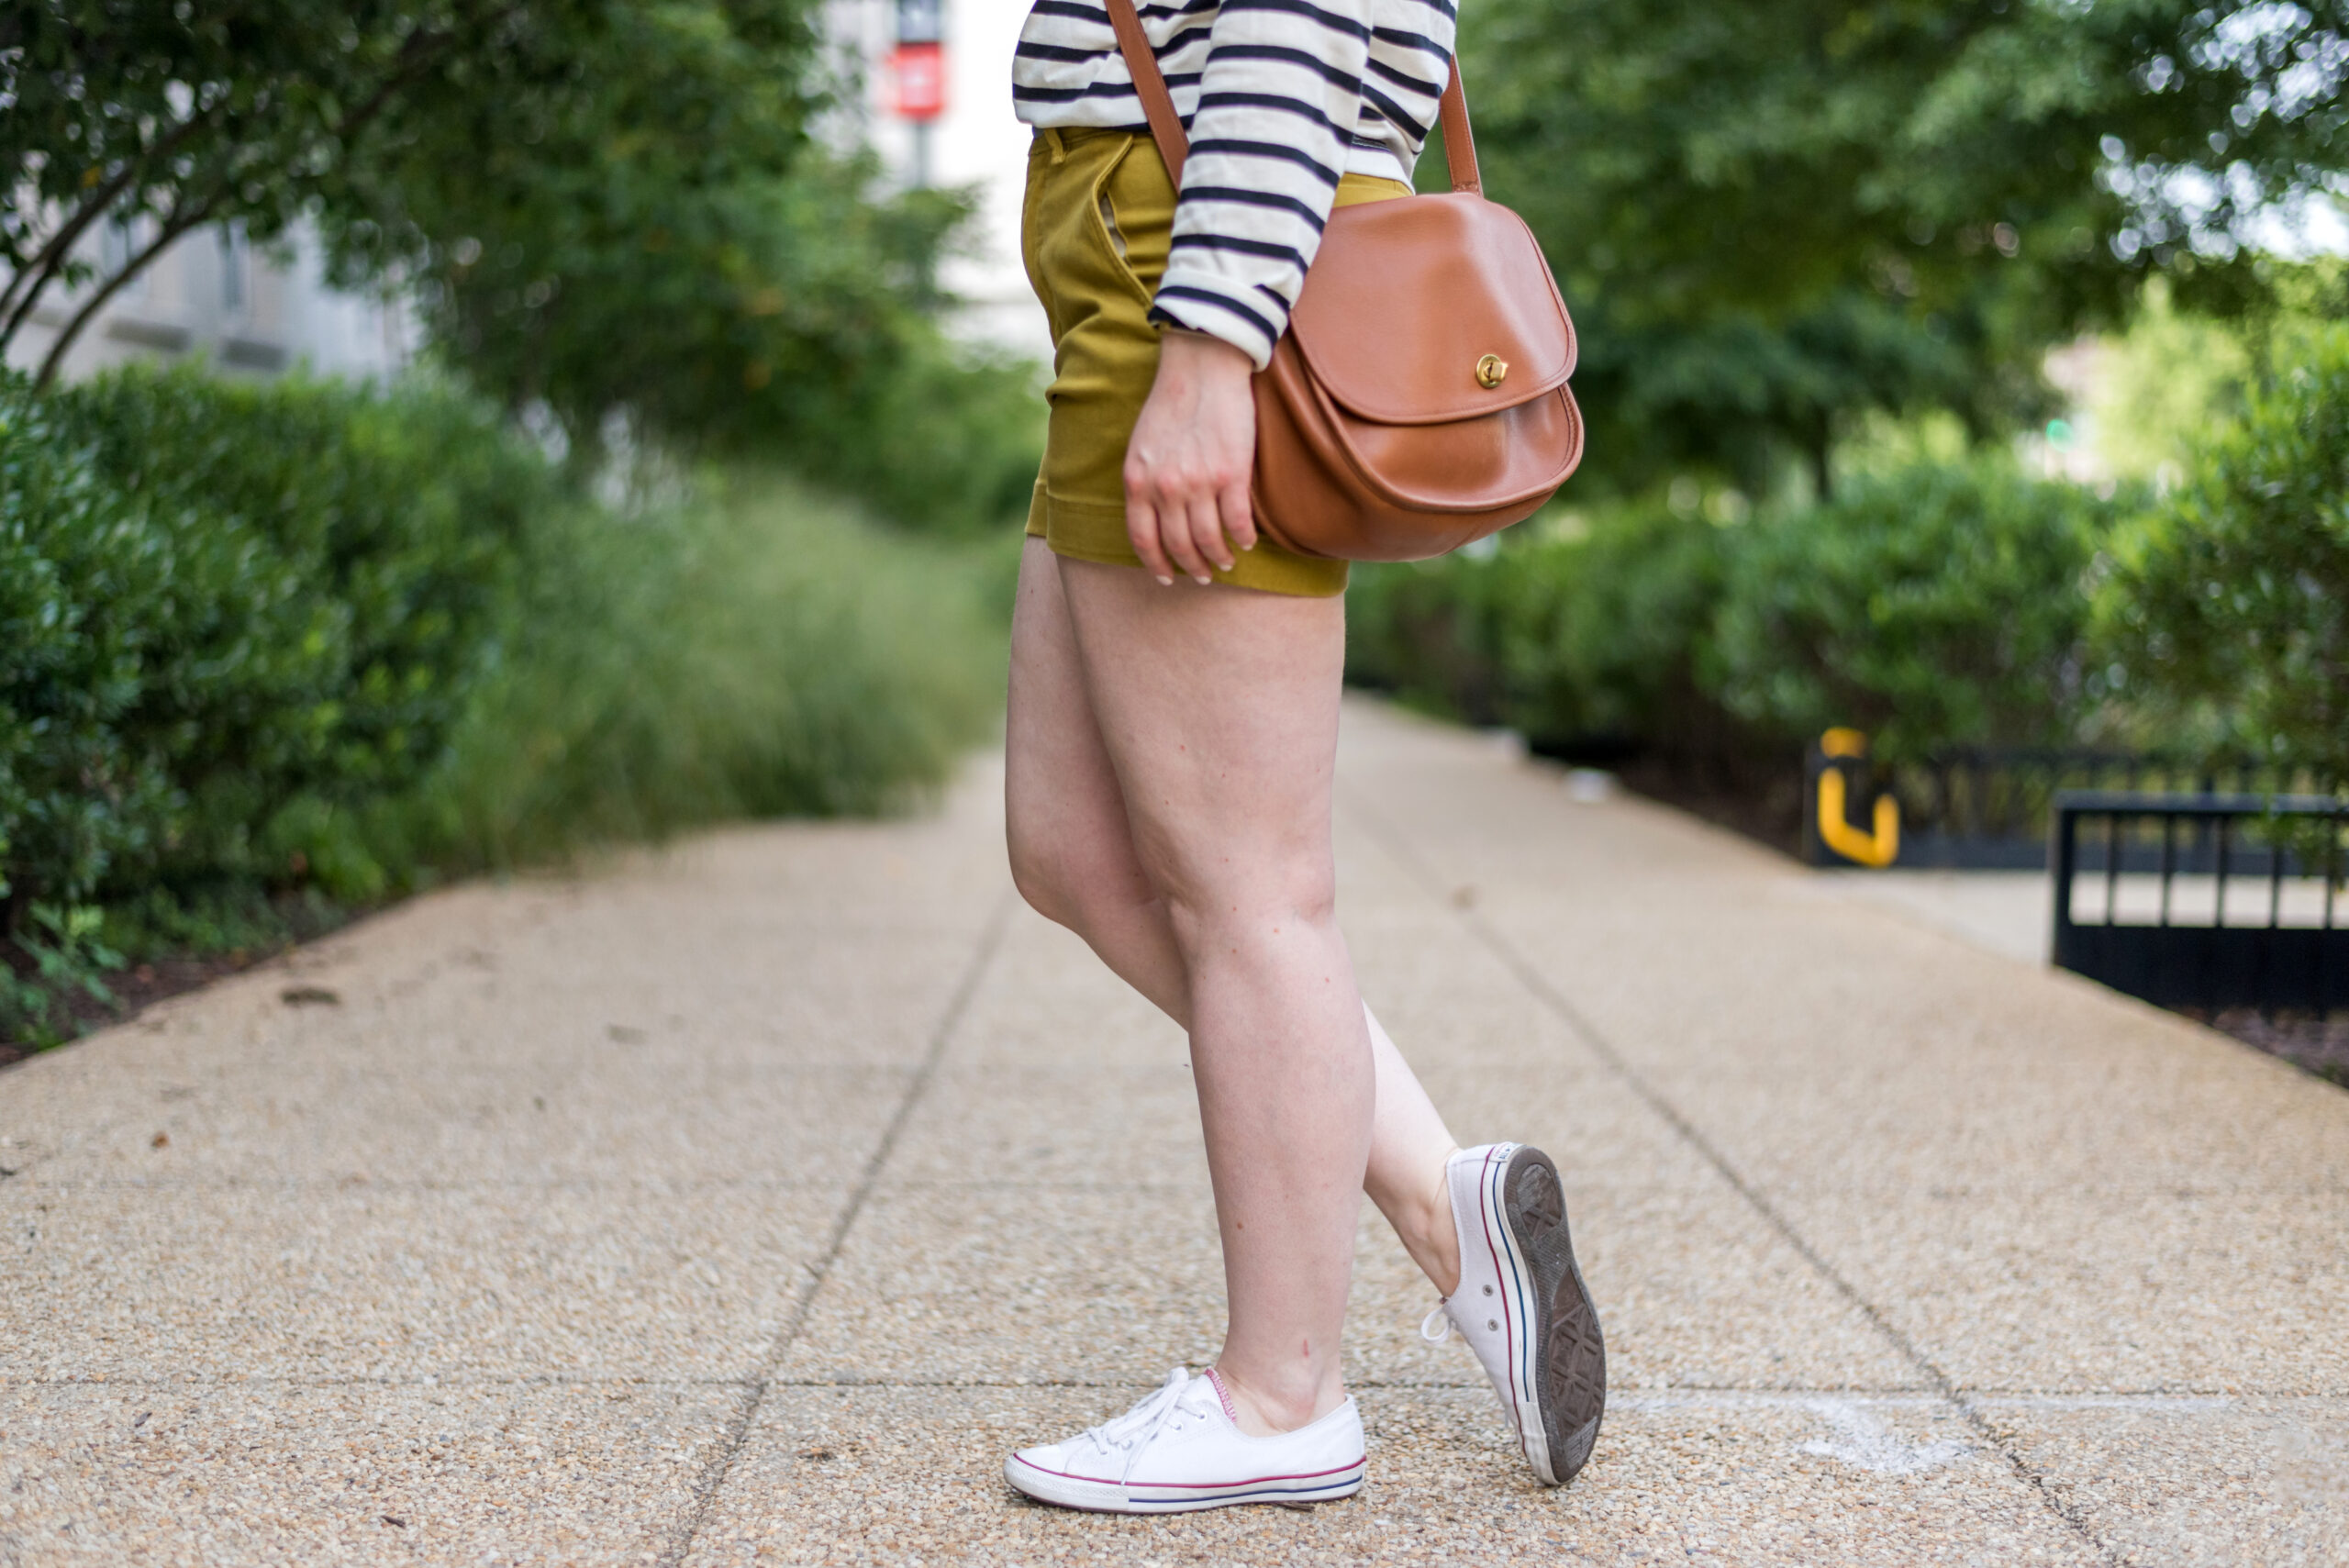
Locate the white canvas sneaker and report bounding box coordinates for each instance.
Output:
[1004,1368,1366,1513]
[1423,1141,1606,1485]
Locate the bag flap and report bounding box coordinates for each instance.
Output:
[1286,194,1575,427]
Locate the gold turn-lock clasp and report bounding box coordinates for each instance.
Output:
[1475,353,1508,389]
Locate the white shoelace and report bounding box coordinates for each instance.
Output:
[1421,1301,1454,1344]
[1076,1368,1203,1484]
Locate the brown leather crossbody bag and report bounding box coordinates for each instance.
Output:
[1104,0,1584,562]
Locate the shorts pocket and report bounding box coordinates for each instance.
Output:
[1090,136,1174,305]
[1029,136,1148,318]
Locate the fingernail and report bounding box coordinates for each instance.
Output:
[1241,540,1255,550]
[1192,573,1211,585]
[1155,575,1174,586]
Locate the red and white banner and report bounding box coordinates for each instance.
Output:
[890,40,947,121]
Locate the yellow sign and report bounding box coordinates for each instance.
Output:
[1816,729,1899,867]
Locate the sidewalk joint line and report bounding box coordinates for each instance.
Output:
[0,1371,2298,1411]
[1337,784,2125,1566]
[658,889,1017,1568]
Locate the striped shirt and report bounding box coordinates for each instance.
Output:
[1014,0,1457,368]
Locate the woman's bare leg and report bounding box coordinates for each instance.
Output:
[1052,555,1368,1435]
[1005,540,1464,1299]
[1004,538,1190,1016]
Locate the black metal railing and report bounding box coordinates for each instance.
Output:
[2052,791,2348,1012]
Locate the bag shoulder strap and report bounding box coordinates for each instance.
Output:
[1102,0,1481,195]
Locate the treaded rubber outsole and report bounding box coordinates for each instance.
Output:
[1502,1145,1607,1485]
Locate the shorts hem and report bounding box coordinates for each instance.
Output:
[1036,491,1347,598]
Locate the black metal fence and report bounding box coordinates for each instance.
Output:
[2052,791,2348,1013]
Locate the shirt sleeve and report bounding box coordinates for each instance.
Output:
[1147,0,1373,369]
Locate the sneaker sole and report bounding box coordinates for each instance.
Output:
[1488,1143,1606,1485]
[1003,1452,1365,1514]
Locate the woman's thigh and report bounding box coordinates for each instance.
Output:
[1053,558,1347,917]
[1004,539,1154,915]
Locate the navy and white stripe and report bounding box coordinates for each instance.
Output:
[1015,0,1456,367]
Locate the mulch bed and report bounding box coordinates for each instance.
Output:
[1,951,276,1071]
[1,900,362,1071]
[2184,1007,2349,1090]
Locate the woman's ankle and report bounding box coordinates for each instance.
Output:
[1210,1362,1348,1437]
[1422,1158,1464,1296]
[1379,1151,1463,1296]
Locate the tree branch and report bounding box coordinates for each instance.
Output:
[32,195,217,390]
[2,0,474,340]
[0,100,227,347]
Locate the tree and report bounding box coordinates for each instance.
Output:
[1463,0,2349,498]
[315,0,1032,515]
[322,0,1038,528]
[0,1,577,385]
[2097,319,2349,785]
[4,2,1039,529]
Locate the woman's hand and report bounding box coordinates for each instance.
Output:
[1123,328,1258,585]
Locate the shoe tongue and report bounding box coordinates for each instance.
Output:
[1093,1369,1189,1442]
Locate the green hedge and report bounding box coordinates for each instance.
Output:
[1346,506,1727,758]
[787,335,1046,538]
[1353,315,2346,787]
[408,467,1006,873]
[1352,460,2121,768]
[2096,320,2349,788]
[2,366,1004,1044]
[1709,457,2121,761]
[1,368,548,912]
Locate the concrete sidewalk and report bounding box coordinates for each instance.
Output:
[3,698,2343,1566]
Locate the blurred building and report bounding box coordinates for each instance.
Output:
[5,218,413,386]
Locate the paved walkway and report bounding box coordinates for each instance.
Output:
[3,699,2343,1566]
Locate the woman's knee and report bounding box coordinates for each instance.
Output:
[1006,816,1082,929]
[1007,817,1157,940]
[1155,851,1338,953]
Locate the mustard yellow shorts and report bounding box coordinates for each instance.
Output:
[1019,128,1411,597]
